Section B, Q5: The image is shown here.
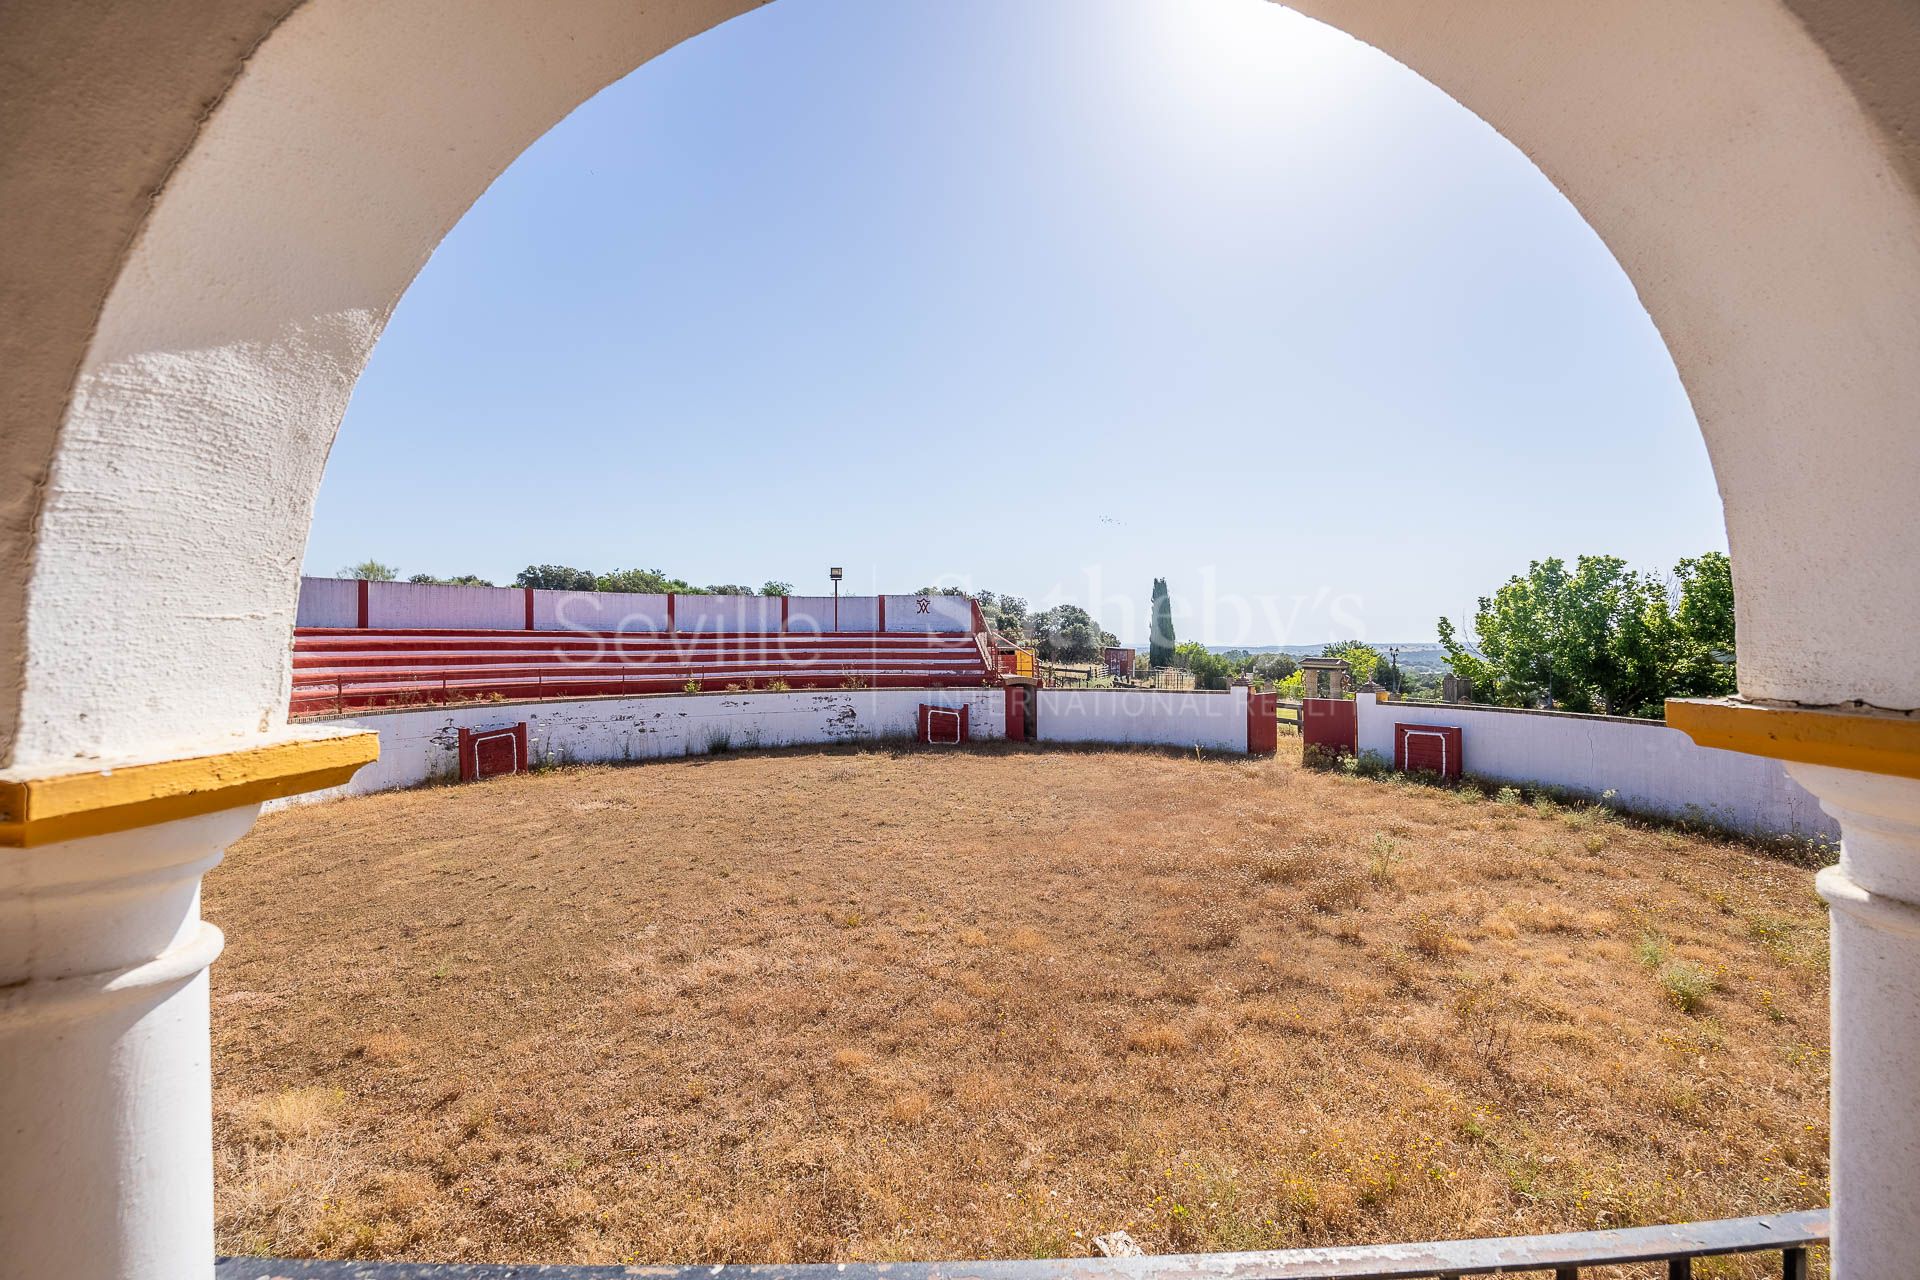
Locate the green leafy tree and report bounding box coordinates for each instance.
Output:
[975,592,1028,637]
[1246,652,1299,681]
[1175,641,1239,690]
[759,581,793,596]
[592,568,702,594]
[407,573,493,586]
[1148,578,1176,669]
[340,560,398,581]
[1439,552,1737,718]
[515,564,598,591]
[1321,640,1383,686]
[1440,557,1609,712]
[1033,605,1118,662]
[1670,552,1737,697]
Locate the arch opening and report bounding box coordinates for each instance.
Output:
[306,0,1720,675]
[10,0,1920,776]
[7,3,1920,1278]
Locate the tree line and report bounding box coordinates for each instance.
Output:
[1137,557,1735,717]
[917,587,1121,662]
[340,554,1731,716]
[337,560,794,598]
[336,562,1128,658]
[1438,551,1735,718]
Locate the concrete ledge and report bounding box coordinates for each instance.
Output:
[1669,697,1920,781]
[0,732,379,846]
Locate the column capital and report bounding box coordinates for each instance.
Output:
[0,730,377,847]
[1667,697,1920,780]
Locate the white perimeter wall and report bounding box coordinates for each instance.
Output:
[269,686,1006,807]
[883,594,973,633]
[368,581,523,629]
[677,594,783,634]
[531,590,669,632]
[1355,693,1837,841]
[1037,686,1249,754]
[787,595,878,632]
[294,580,963,634]
[295,576,358,627]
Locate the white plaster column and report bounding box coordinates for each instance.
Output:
[0,806,259,1280]
[1789,763,1920,1280]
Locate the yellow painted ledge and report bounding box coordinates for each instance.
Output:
[1668,698,1920,781]
[0,733,379,847]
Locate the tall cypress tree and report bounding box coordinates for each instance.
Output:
[1148,578,1176,669]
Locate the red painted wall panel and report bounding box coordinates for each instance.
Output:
[918,703,969,744]
[457,722,528,781]
[1394,723,1463,778]
[1004,687,1025,741]
[1247,691,1278,754]
[1301,697,1356,756]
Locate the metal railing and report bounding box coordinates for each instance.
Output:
[215,1209,1825,1279]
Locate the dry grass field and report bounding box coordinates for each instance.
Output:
[208,745,1831,1273]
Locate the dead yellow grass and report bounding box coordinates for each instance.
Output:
[208,744,1830,1271]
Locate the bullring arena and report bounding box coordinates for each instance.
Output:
[187,579,1833,1272]
[8,3,1920,1280]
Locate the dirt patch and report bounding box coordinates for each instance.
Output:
[209,744,1829,1270]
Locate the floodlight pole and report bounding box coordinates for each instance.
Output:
[830,566,843,631]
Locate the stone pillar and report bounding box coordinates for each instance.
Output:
[1791,763,1920,1280]
[0,806,260,1280]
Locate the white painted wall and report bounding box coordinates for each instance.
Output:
[293,576,357,628]
[295,580,930,635]
[677,593,782,634]
[1036,686,1250,753]
[785,595,878,632]
[367,581,522,630]
[531,589,668,632]
[783,595,834,633]
[1355,693,1837,841]
[883,594,974,633]
[269,686,1006,806]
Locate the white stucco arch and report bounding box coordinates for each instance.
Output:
[4,3,1920,1278]
[3,0,1919,773]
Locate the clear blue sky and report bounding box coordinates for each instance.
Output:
[310,0,1724,647]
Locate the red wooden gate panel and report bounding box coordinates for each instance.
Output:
[1394,723,1462,779]
[918,703,970,744]
[458,722,528,781]
[1300,697,1356,756]
[1004,686,1028,742]
[1247,691,1278,755]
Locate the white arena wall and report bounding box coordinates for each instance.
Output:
[294,578,975,633]
[269,686,1006,807]
[1354,692,1837,842]
[677,593,784,634]
[370,581,523,629]
[1036,686,1250,754]
[294,576,359,627]
[882,593,975,632]
[790,595,878,632]
[531,589,670,632]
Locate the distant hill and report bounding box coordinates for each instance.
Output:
[1116,642,1469,672]
[1224,642,1457,665]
